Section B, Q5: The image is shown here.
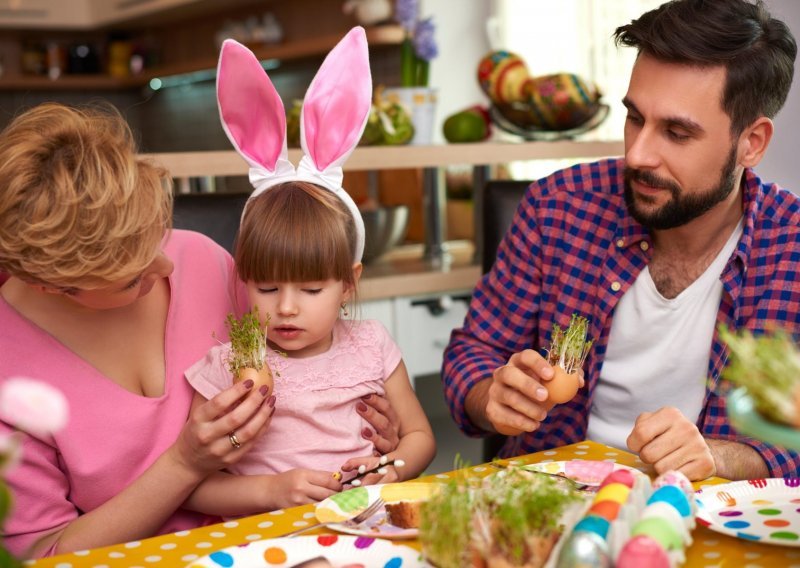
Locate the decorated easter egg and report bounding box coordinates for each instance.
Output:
[616,535,671,568]
[574,514,612,540]
[640,502,692,544]
[477,50,532,104]
[630,516,683,551]
[653,470,695,509]
[600,469,636,489]
[557,529,612,568]
[525,72,602,130]
[589,500,622,522]
[647,485,692,519]
[594,482,631,505]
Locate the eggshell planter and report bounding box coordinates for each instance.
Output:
[236,365,274,395]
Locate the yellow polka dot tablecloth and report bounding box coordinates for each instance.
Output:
[24,441,800,567]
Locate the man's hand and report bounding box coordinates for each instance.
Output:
[626,407,716,481]
[485,349,555,435]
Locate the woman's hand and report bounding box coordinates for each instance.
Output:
[171,379,275,476]
[357,393,400,456]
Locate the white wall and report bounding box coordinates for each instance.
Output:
[757,0,800,192]
[423,0,492,143]
[426,0,800,191]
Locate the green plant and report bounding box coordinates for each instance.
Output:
[223,309,269,376]
[720,325,800,425]
[546,313,593,374]
[395,0,438,87]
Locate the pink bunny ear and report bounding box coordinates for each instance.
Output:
[217,39,287,172]
[301,27,372,172]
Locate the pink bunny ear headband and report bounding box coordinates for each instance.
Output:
[216,27,371,263]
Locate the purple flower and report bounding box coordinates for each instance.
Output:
[394,0,419,32]
[413,17,438,61]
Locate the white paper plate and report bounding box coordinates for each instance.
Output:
[185,534,429,567]
[696,478,800,546]
[315,483,438,540]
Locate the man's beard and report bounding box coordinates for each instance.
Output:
[624,146,738,230]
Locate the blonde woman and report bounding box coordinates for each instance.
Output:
[0,103,398,558]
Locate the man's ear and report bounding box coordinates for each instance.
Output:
[738,117,773,169]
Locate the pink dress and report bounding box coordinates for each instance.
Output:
[186,319,401,475]
[0,230,248,558]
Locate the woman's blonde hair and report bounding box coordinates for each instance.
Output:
[0,103,172,289]
[235,182,359,294]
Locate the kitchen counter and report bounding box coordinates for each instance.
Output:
[359,240,479,301]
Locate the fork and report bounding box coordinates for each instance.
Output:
[284,497,386,538]
[489,462,593,491]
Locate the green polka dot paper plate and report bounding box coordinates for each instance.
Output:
[315,483,439,540]
[185,534,429,567]
[696,478,800,545]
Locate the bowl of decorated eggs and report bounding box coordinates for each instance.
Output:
[477,50,609,140]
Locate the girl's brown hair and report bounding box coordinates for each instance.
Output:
[0,103,172,289]
[235,181,359,291]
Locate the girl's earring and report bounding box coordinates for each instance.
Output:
[340,302,349,317]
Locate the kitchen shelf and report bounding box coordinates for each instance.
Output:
[0,24,404,91]
[145,139,625,178]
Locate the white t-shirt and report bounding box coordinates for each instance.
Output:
[587,218,743,450]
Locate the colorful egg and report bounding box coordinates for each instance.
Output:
[557,529,612,567]
[573,514,611,540]
[589,500,622,522]
[640,502,692,544]
[630,516,683,551]
[616,535,671,568]
[600,469,636,489]
[525,72,602,130]
[647,485,692,519]
[594,482,631,505]
[653,470,695,510]
[477,50,532,104]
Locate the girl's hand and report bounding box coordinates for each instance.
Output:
[357,394,400,456]
[170,380,274,476]
[268,469,342,508]
[340,455,401,486]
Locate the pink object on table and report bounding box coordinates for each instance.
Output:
[616,535,671,568]
[564,459,615,484]
[600,468,636,488]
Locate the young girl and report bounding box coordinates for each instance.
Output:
[185,28,436,512]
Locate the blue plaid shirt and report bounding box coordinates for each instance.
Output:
[443,157,800,477]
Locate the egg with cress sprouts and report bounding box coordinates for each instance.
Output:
[223,308,274,394]
[497,313,593,436]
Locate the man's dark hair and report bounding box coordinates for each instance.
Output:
[614,0,797,135]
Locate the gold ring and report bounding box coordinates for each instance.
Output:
[229,432,241,449]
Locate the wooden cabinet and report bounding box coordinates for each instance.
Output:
[0,0,402,91]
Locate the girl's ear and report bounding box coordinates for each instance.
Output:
[343,262,363,301]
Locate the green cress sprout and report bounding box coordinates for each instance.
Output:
[546,314,593,374]
[224,309,269,376]
[720,325,800,426]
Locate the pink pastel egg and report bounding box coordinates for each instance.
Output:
[617,535,671,568]
[600,468,636,488]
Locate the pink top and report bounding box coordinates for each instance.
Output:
[186,319,401,475]
[0,230,248,557]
